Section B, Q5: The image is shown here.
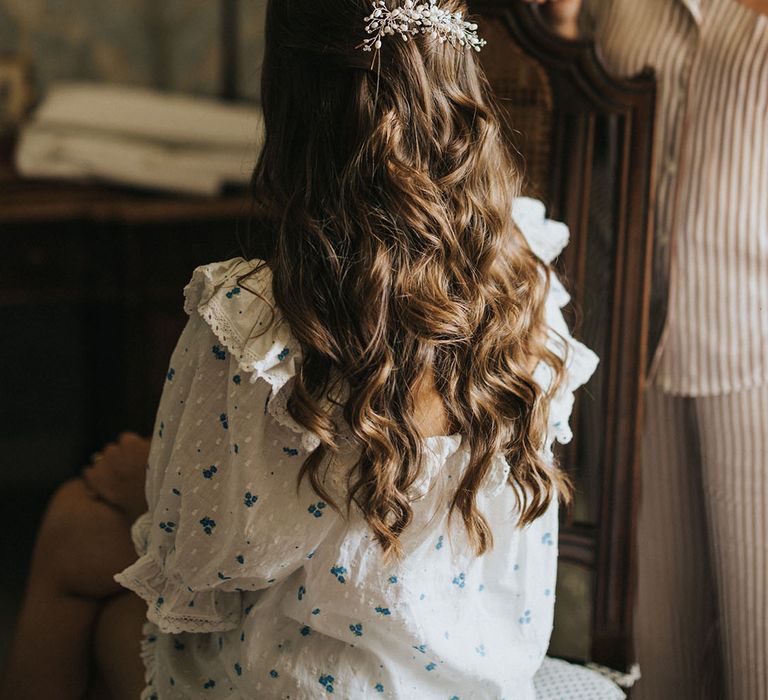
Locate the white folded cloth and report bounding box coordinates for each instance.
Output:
[16,82,264,196]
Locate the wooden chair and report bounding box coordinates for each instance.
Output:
[471,0,657,683]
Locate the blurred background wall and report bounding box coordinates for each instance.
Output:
[0,0,266,103]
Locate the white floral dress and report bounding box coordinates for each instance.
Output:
[116,198,616,700]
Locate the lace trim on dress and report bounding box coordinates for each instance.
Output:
[114,555,241,634]
[183,258,312,448]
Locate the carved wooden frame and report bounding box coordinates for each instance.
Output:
[470,1,657,671]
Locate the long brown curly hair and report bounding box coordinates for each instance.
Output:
[246,0,569,557]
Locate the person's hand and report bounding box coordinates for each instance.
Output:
[734,0,768,16]
[82,432,151,525]
[522,0,583,39]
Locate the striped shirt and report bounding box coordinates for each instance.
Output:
[586,0,768,395]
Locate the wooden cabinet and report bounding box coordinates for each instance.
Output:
[0,148,257,488]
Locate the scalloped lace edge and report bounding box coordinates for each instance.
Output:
[114,561,240,635]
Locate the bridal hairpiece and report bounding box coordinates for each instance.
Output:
[360,0,486,53]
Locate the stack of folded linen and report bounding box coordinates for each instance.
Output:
[15,82,264,196]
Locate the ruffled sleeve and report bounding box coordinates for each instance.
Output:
[512,197,600,458]
[115,258,341,634]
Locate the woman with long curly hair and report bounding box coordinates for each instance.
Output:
[2,1,605,698]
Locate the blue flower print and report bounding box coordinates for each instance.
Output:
[374,606,391,616]
[425,662,437,672]
[375,683,384,693]
[234,662,242,676]
[225,286,241,299]
[308,501,327,518]
[349,623,363,637]
[244,491,258,507]
[199,516,216,535]
[202,465,218,479]
[159,521,175,533]
[544,588,551,597]
[330,565,348,583]
[217,572,231,581]
[452,573,466,589]
[388,575,398,584]
[307,550,316,559]
[236,554,245,564]
[541,532,554,546]
[166,368,175,381]
[412,644,427,654]
[298,585,306,600]
[173,638,185,651]
[319,674,335,693]
[219,413,229,429]
[300,625,311,636]
[519,609,532,625]
[172,488,181,495]
[233,374,242,385]
[212,345,226,360]
[203,679,216,689]
[312,608,321,615]
[277,347,290,361]
[269,670,279,678]
[475,644,486,657]
[283,446,299,457]
[478,584,485,592]
[435,535,444,550]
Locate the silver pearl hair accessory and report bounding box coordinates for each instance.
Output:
[360,0,487,53]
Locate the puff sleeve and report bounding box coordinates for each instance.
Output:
[114,258,341,634]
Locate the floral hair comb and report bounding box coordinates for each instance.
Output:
[360,0,486,53]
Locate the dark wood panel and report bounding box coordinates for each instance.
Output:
[0,209,247,487]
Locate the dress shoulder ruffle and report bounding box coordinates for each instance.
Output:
[183,258,321,451]
[513,197,600,454]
